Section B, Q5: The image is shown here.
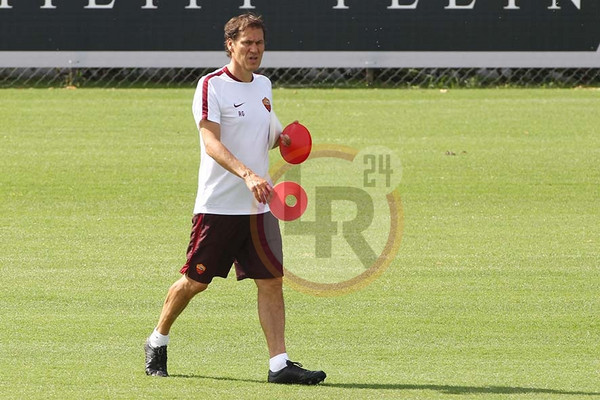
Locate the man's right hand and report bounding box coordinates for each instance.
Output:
[243,171,273,205]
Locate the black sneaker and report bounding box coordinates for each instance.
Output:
[144,340,168,377]
[268,360,326,385]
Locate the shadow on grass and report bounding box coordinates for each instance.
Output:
[322,383,600,396]
[170,375,599,396]
[170,374,264,384]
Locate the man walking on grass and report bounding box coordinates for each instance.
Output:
[143,13,326,385]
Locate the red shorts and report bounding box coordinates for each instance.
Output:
[180,212,283,284]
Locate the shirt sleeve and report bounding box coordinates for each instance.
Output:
[269,109,283,149]
[192,76,221,129]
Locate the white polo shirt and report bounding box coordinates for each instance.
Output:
[191,66,273,215]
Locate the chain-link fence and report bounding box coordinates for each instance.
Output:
[2,67,600,88]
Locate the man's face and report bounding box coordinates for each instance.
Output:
[228,26,265,73]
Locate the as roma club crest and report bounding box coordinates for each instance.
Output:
[196,263,206,275]
[262,97,271,112]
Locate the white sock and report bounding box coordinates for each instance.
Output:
[269,353,289,372]
[148,328,169,348]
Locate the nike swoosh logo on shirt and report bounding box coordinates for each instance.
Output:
[234,103,245,108]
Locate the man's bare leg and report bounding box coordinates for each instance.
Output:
[255,277,286,357]
[145,275,207,377]
[156,275,208,335]
[256,277,327,385]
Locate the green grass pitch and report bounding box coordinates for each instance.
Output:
[1,87,598,399]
